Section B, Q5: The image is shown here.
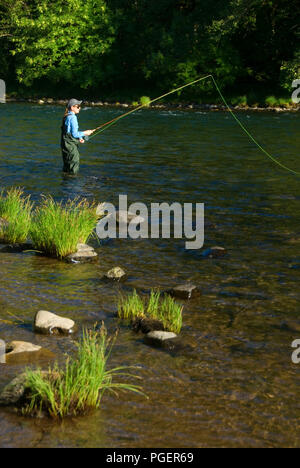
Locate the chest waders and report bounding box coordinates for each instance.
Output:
[61,119,81,174]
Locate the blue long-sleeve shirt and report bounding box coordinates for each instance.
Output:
[64,111,85,139]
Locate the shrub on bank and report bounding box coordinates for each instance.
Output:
[230,95,247,107]
[118,289,183,334]
[0,187,33,244]
[30,196,98,259]
[22,326,144,418]
[265,96,278,107]
[139,96,151,107]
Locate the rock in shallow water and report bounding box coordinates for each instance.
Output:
[34,310,77,335]
[5,341,42,356]
[166,283,201,300]
[104,266,126,281]
[144,331,177,347]
[144,331,197,354]
[65,243,97,263]
[95,205,145,225]
[0,373,27,406]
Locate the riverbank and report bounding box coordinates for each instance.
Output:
[5,96,300,113]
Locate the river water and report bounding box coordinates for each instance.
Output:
[0,103,299,447]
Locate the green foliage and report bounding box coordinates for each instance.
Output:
[0,0,299,99]
[265,96,278,107]
[278,98,291,108]
[22,325,145,418]
[265,96,291,108]
[118,289,183,334]
[139,96,151,107]
[7,0,115,88]
[30,196,98,258]
[0,187,33,243]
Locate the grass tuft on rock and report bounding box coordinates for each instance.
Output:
[0,187,33,244]
[22,325,145,418]
[30,196,98,259]
[118,289,183,333]
[118,289,145,321]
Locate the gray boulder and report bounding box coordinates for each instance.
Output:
[144,331,177,348]
[144,331,197,354]
[6,341,42,356]
[34,310,77,335]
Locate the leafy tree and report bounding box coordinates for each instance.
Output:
[7,0,115,88]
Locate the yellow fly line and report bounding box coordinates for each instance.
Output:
[89,74,299,176]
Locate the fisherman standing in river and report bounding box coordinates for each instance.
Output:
[61,99,95,174]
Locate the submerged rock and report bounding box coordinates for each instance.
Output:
[34,310,77,335]
[166,283,201,300]
[202,246,227,258]
[65,243,97,263]
[104,266,126,281]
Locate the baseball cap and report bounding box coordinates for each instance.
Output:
[67,98,82,109]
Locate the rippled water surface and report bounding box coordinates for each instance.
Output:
[0,103,299,447]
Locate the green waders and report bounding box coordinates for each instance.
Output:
[61,131,81,175]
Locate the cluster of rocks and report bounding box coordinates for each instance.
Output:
[0,206,229,410]
[0,276,207,408]
[0,310,77,407]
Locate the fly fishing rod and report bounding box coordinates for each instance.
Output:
[87,74,299,176]
[88,74,212,140]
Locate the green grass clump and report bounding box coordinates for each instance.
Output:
[155,294,183,334]
[118,289,183,333]
[0,187,33,243]
[23,326,145,418]
[30,196,98,258]
[139,96,151,107]
[118,289,145,320]
[265,96,278,107]
[278,98,291,107]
